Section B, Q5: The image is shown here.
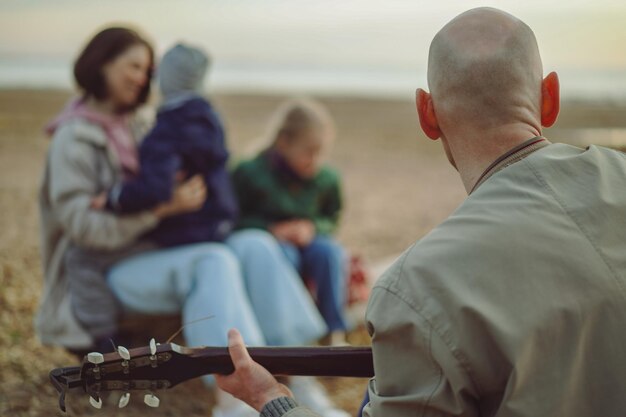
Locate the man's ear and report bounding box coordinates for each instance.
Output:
[416,88,441,140]
[541,72,560,128]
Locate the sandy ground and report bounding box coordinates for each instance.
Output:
[0,88,625,416]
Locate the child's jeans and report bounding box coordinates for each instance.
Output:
[279,236,349,332]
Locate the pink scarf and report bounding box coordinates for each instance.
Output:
[45,97,140,176]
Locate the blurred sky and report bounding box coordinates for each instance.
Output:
[1,0,626,98]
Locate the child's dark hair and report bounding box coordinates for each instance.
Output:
[73,26,154,109]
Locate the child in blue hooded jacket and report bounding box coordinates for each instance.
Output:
[105,43,238,246]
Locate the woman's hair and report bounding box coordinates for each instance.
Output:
[265,98,335,150]
[73,27,154,108]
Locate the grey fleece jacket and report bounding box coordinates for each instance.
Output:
[36,117,158,348]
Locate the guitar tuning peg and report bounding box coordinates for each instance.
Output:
[89,395,103,409]
[118,346,131,360]
[150,338,157,356]
[87,352,104,364]
[144,393,160,408]
[118,392,130,408]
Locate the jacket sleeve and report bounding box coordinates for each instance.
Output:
[232,163,272,230]
[313,172,342,235]
[198,109,229,164]
[363,285,478,417]
[260,397,321,417]
[281,408,321,417]
[108,126,181,213]
[49,127,158,250]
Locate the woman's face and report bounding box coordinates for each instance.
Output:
[101,44,151,110]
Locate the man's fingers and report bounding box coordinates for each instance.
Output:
[227,328,253,370]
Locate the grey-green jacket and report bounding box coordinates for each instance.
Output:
[282,143,626,417]
[364,143,626,416]
[36,117,157,348]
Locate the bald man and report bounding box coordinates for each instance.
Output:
[214,7,626,417]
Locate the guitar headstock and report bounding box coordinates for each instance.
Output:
[50,338,210,412]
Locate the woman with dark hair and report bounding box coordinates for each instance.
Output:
[36,26,329,417]
[73,27,154,109]
[38,26,166,348]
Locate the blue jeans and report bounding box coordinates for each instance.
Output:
[107,230,327,384]
[279,236,348,332]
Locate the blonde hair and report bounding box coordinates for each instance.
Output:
[264,98,335,151]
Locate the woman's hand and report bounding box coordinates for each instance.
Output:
[215,328,293,411]
[152,174,207,219]
[90,192,107,210]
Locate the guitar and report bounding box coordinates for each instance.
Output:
[50,339,373,412]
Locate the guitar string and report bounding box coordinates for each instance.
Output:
[166,315,215,344]
[99,314,215,354]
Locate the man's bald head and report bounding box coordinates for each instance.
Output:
[428,8,543,129]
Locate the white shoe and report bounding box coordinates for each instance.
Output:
[288,376,350,417]
[212,389,258,417]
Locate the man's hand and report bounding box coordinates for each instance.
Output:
[215,329,293,411]
[153,174,207,219]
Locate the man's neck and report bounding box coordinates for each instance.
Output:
[448,123,542,194]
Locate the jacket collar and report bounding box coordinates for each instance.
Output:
[61,119,109,147]
[470,136,551,194]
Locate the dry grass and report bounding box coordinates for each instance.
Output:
[0,88,624,416]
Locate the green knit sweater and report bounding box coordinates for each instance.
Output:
[232,151,342,235]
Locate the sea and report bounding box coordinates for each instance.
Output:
[1,58,625,103]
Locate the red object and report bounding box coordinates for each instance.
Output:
[347,255,371,306]
[303,254,371,306]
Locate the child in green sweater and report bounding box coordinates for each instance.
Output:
[233,98,348,344]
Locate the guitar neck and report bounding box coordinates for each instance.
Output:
[199,346,374,378]
[89,345,375,387]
